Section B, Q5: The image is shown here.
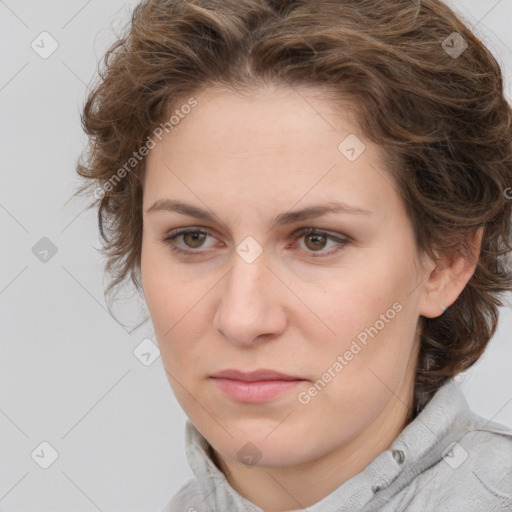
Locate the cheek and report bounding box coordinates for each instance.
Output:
[310,253,417,377]
[141,243,184,347]
[144,280,198,353]
[316,265,400,339]
[141,248,209,368]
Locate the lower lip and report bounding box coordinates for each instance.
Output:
[210,378,304,402]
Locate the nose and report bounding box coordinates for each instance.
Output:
[212,252,288,347]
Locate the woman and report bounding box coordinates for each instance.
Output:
[74,0,512,510]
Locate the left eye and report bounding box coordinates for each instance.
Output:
[294,228,348,255]
[162,227,349,257]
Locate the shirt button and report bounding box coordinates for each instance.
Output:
[392,449,405,464]
[371,483,384,493]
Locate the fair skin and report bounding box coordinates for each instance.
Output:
[140,84,482,512]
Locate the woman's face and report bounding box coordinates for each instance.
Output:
[141,85,431,470]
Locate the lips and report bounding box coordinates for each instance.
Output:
[210,368,304,382]
[209,369,306,403]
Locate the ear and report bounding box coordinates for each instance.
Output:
[418,227,484,319]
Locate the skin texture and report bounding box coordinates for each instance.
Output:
[140,85,482,512]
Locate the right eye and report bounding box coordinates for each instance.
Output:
[162,228,218,255]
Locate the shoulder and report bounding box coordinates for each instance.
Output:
[158,478,208,512]
[416,420,512,511]
[461,422,512,499]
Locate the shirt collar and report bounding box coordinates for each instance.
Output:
[182,379,480,512]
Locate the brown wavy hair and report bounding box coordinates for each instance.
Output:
[73,0,512,416]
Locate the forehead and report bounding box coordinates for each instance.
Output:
[143,85,399,218]
[157,84,364,153]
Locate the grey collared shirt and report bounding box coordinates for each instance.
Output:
[160,379,512,511]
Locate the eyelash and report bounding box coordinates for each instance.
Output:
[162,227,350,258]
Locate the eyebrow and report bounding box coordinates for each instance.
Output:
[145,199,373,229]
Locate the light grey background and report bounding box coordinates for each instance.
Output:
[1,1,511,511]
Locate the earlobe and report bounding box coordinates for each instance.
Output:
[418,227,483,319]
[418,261,449,319]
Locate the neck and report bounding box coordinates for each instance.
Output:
[212,377,415,512]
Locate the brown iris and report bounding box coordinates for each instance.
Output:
[182,231,207,248]
[303,233,327,251]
